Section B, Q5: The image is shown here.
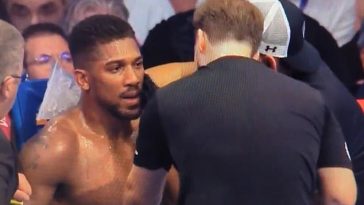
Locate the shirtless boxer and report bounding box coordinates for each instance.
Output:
[19,15,176,205]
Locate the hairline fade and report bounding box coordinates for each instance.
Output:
[68,14,135,70]
[193,0,264,54]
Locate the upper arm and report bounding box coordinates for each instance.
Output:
[124,165,168,205]
[317,106,357,205]
[318,167,356,205]
[19,129,75,205]
[145,62,197,87]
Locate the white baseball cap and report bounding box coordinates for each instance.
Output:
[250,0,291,58]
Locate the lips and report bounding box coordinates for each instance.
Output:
[120,90,141,105]
[121,90,141,98]
[122,97,140,106]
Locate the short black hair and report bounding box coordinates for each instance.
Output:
[68,14,135,68]
[22,23,68,42]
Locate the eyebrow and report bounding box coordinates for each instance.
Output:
[39,1,57,8]
[104,56,143,66]
[10,3,27,9]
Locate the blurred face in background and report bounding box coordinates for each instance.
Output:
[6,0,66,31]
[69,5,113,33]
[65,0,128,34]
[25,33,73,80]
[169,0,198,13]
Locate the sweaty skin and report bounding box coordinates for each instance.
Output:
[20,107,135,205]
[20,36,179,205]
[21,107,178,205]
[19,61,195,205]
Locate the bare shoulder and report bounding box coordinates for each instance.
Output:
[19,108,80,177]
[145,62,197,87]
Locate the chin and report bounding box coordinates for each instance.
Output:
[118,108,142,120]
[105,101,142,120]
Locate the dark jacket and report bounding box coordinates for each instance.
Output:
[0,131,18,204]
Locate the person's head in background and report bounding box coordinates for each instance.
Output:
[169,0,199,13]
[23,23,73,80]
[257,0,318,77]
[5,0,67,31]
[192,0,263,67]
[63,0,128,34]
[0,20,24,118]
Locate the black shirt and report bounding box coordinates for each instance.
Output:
[0,132,17,204]
[135,57,351,205]
[292,61,364,205]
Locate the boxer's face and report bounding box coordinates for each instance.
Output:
[88,37,144,120]
[6,0,65,31]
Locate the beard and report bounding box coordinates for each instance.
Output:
[96,96,142,121]
[92,78,155,121]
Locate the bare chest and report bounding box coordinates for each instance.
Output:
[56,137,134,205]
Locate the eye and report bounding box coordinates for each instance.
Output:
[39,2,58,16]
[107,64,124,73]
[34,54,52,64]
[9,4,30,17]
[134,59,144,68]
[60,52,73,63]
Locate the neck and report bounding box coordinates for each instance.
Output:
[79,94,133,139]
[200,40,255,66]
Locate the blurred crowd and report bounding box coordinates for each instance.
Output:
[1,0,364,91]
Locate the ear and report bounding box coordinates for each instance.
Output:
[74,69,90,91]
[0,76,12,100]
[260,55,278,72]
[196,29,207,55]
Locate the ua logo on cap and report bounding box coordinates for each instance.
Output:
[265,45,277,53]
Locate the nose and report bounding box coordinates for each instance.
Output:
[59,61,74,75]
[124,66,141,86]
[30,14,39,25]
